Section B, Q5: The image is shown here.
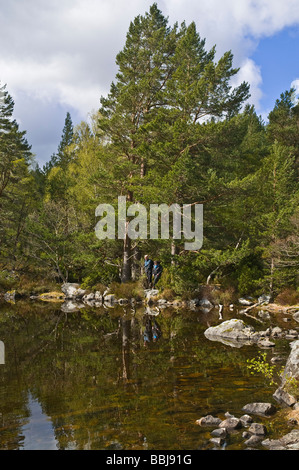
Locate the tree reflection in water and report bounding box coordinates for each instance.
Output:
[0,301,284,450]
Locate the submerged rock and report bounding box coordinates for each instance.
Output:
[244,435,263,447]
[210,437,225,447]
[195,415,222,427]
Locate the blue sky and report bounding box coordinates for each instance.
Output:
[251,26,299,116]
[1,0,299,165]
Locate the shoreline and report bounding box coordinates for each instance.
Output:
[1,283,299,313]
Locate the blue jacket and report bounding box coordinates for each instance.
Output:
[153,263,163,276]
[144,259,153,271]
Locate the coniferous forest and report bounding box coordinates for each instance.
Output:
[0,4,298,304]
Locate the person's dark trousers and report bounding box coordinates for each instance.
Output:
[153,274,161,288]
[146,269,152,288]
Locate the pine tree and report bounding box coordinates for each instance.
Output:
[99,3,178,282]
[43,112,74,175]
[98,4,250,282]
[0,82,36,267]
[267,88,299,169]
[0,83,31,198]
[57,112,74,168]
[44,112,75,202]
[256,142,298,293]
[0,82,14,133]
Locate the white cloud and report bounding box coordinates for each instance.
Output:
[3,0,299,116]
[231,58,263,110]
[291,79,299,103]
[1,0,299,162]
[165,0,299,40]
[2,0,299,111]
[163,0,299,111]
[291,79,299,93]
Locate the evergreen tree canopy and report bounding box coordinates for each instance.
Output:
[0,82,36,267]
[98,3,251,281]
[43,112,74,174]
[0,82,32,199]
[0,7,297,299]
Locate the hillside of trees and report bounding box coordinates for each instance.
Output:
[0,4,298,303]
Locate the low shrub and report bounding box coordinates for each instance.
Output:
[109,281,144,301]
[275,288,299,306]
[158,288,177,301]
[211,286,237,306]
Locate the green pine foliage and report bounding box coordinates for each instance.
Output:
[0,82,36,270]
[0,4,298,300]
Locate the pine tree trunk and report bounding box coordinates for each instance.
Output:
[140,157,146,178]
[131,243,141,281]
[269,257,275,294]
[171,239,178,265]
[121,220,132,283]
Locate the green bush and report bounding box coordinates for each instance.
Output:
[247,352,278,387]
[109,281,144,301]
[237,265,263,295]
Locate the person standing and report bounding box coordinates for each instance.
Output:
[153,261,163,288]
[144,255,153,288]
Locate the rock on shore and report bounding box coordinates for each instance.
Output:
[196,405,272,449]
[61,283,86,299]
[273,340,299,407]
[262,429,299,450]
[196,403,299,449]
[204,319,257,346]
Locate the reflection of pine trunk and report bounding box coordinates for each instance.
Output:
[121,223,132,283]
[121,318,131,382]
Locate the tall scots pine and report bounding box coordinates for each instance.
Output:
[98,3,250,282]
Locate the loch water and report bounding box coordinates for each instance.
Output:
[0,300,295,450]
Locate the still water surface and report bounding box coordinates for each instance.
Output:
[0,300,293,450]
